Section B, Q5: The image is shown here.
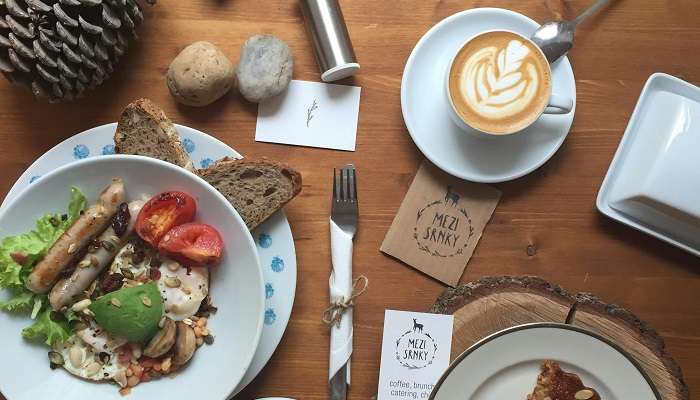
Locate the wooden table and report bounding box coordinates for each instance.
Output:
[0,0,698,399]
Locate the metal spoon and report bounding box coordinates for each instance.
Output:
[531,0,612,64]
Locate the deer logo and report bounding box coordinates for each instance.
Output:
[444,186,460,207]
[412,318,424,333]
[395,316,438,370]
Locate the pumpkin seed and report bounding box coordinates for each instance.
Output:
[48,351,64,369]
[98,352,111,364]
[101,240,115,252]
[71,299,92,312]
[142,296,152,307]
[165,276,181,288]
[110,298,121,308]
[121,269,135,280]
[67,243,77,255]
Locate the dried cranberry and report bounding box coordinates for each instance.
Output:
[150,256,162,268]
[10,251,28,265]
[149,268,161,281]
[101,273,124,293]
[111,202,131,237]
[132,248,146,264]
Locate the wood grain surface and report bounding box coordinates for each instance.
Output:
[0,1,699,399]
[431,276,689,400]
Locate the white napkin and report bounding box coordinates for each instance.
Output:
[329,219,353,384]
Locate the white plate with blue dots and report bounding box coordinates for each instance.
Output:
[0,123,297,398]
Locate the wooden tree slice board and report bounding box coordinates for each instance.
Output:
[430,276,689,400]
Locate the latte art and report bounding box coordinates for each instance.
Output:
[461,39,539,119]
[448,31,552,135]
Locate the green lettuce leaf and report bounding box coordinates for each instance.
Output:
[0,186,85,289]
[0,187,87,346]
[0,289,36,312]
[22,307,74,346]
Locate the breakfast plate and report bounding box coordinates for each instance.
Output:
[0,123,297,397]
[0,155,265,400]
[429,323,659,400]
[401,8,577,183]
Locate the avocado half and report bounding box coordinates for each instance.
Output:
[89,282,164,343]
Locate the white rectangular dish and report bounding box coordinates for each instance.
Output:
[597,73,700,257]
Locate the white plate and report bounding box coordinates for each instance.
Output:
[401,8,577,183]
[597,73,700,257]
[0,123,297,397]
[0,155,265,400]
[430,323,659,399]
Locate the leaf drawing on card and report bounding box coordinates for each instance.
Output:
[306,98,319,128]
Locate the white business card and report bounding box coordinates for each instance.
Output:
[255,80,361,151]
[377,310,453,400]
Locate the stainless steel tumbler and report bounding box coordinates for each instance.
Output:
[301,0,360,82]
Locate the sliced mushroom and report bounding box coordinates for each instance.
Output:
[172,321,196,366]
[143,318,176,358]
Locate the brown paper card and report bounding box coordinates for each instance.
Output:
[380,161,501,287]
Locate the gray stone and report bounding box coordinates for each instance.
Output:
[236,35,293,103]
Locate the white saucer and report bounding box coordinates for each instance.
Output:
[430,323,659,399]
[597,73,700,256]
[401,8,577,183]
[0,123,297,397]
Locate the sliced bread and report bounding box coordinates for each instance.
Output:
[114,98,194,171]
[198,158,302,230]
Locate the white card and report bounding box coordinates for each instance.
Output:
[255,80,362,151]
[377,310,453,400]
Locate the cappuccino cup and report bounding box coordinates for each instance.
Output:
[446,30,573,136]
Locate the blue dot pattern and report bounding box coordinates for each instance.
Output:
[73,144,89,159]
[182,138,195,154]
[265,283,274,299]
[200,158,214,168]
[271,256,284,273]
[30,175,41,183]
[264,308,276,325]
[258,233,272,248]
[101,144,115,155]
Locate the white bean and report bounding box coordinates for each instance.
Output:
[69,346,83,368]
[85,362,101,377]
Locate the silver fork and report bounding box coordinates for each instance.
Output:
[332,165,359,235]
[329,164,358,400]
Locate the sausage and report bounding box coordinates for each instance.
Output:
[49,199,144,310]
[26,178,126,294]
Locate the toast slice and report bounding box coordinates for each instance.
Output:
[114,98,194,171]
[198,158,302,230]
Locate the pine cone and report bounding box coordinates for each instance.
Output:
[0,0,153,102]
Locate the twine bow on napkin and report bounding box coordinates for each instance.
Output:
[322,275,369,328]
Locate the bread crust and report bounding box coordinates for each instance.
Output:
[198,157,302,230]
[114,98,193,171]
